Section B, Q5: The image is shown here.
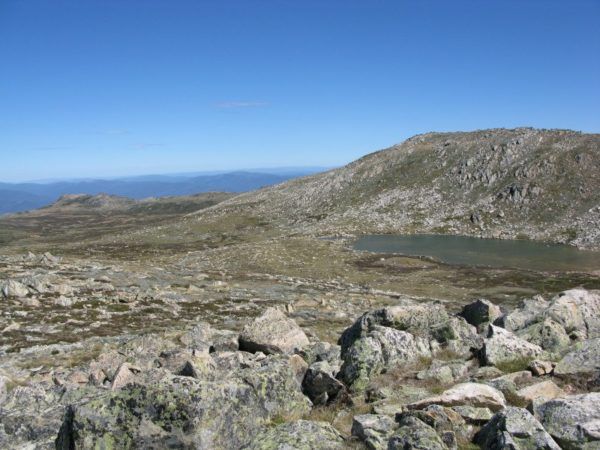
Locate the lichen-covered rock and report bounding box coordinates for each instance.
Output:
[452,405,493,424]
[517,318,571,354]
[475,407,560,449]
[239,307,309,355]
[351,414,396,450]
[56,356,312,449]
[497,295,549,331]
[408,382,506,412]
[180,322,239,353]
[543,289,600,340]
[416,360,472,386]
[0,383,71,449]
[338,302,449,355]
[482,325,543,367]
[388,415,448,450]
[430,316,483,357]
[339,325,431,391]
[460,298,502,328]
[554,338,600,387]
[298,341,342,370]
[247,420,346,450]
[537,393,600,449]
[301,361,346,405]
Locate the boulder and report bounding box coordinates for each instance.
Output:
[482,325,543,367]
[451,405,493,424]
[338,325,431,391]
[388,416,448,450]
[57,355,312,449]
[554,338,600,387]
[351,414,396,450]
[460,298,502,328]
[239,308,309,355]
[516,381,565,407]
[110,363,137,390]
[497,295,549,331]
[339,302,449,354]
[529,359,555,376]
[247,420,346,450]
[299,341,341,370]
[408,382,506,412]
[475,407,560,449]
[543,289,600,340]
[301,361,346,405]
[1,280,29,298]
[537,393,600,449]
[516,318,571,354]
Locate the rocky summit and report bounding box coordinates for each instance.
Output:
[1,129,600,449]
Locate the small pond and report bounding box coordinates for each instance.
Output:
[353,234,600,272]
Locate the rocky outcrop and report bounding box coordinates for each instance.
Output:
[56,355,311,449]
[3,287,600,449]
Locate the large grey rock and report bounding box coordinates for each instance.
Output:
[339,325,431,391]
[537,393,600,449]
[247,420,346,450]
[56,356,311,449]
[517,318,571,354]
[351,414,396,450]
[408,382,506,412]
[180,322,239,353]
[497,295,549,331]
[301,361,346,405]
[476,407,560,449]
[543,289,600,340]
[1,280,29,298]
[482,325,543,367]
[388,416,448,450]
[460,298,502,327]
[338,302,449,354]
[554,338,600,387]
[239,307,309,355]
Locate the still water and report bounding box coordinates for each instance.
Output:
[353,234,600,272]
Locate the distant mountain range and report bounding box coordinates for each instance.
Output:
[0,168,326,214]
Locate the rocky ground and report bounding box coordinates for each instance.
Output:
[2,269,600,449]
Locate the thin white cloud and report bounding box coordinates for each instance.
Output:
[215,101,269,109]
[102,129,130,136]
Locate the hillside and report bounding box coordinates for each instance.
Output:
[196,128,600,249]
[0,169,322,214]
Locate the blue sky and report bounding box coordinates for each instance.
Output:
[1,0,599,182]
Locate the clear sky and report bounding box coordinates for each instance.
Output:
[1,0,599,182]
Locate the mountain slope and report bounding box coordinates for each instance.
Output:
[0,170,321,214]
[195,128,600,249]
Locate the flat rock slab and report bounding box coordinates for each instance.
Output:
[408,382,506,412]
